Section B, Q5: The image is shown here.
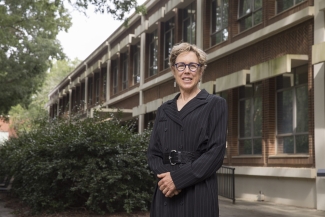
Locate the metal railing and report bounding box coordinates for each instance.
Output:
[216,166,235,203]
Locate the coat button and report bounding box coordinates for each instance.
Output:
[165,147,169,151]
[180,201,184,206]
[179,164,183,168]
[178,145,183,149]
[164,202,167,206]
[181,128,184,131]
[164,128,167,132]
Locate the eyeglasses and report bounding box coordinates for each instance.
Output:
[174,62,201,72]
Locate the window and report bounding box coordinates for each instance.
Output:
[133,44,140,84]
[75,86,81,110]
[95,73,100,104]
[276,0,305,14]
[101,69,107,102]
[149,30,158,76]
[183,2,196,44]
[112,60,118,94]
[238,0,262,32]
[217,91,228,156]
[88,77,93,105]
[239,82,262,155]
[53,104,57,117]
[276,65,308,154]
[164,18,175,69]
[122,53,128,90]
[211,0,228,46]
[81,82,85,108]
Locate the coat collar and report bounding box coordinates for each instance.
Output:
[163,89,209,125]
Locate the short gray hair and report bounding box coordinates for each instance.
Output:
[169,42,207,70]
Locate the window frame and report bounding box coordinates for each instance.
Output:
[121,53,128,90]
[112,61,118,94]
[101,69,107,102]
[88,77,93,106]
[148,30,158,77]
[211,0,229,46]
[163,17,175,69]
[238,82,263,155]
[132,43,140,85]
[276,65,309,154]
[275,0,306,14]
[182,2,196,44]
[95,73,100,104]
[237,0,263,32]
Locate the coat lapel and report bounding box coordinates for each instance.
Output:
[162,89,209,125]
[179,89,209,120]
[163,93,183,127]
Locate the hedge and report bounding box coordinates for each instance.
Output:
[0,112,155,214]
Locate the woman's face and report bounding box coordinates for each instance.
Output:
[172,51,203,93]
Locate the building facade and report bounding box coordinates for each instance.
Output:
[47,0,325,210]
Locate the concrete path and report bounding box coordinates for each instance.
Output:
[219,197,325,217]
[1,194,325,217]
[0,201,15,217]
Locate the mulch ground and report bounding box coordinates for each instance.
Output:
[0,193,150,217]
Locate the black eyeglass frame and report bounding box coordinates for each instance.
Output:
[174,62,201,72]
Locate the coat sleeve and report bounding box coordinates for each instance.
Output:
[170,97,228,190]
[147,107,171,175]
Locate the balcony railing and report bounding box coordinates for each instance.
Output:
[216,166,235,204]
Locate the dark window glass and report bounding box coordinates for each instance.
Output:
[122,53,128,90]
[133,43,140,84]
[211,0,228,46]
[276,65,308,154]
[238,0,262,32]
[183,2,196,44]
[276,0,305,14]
[112,60,118,94]
[164,17,175,69]
[239,82,262,155]
[149,30,158,76]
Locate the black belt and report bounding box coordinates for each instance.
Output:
[163,150,201,165]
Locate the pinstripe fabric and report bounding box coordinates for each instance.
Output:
[147,89,228,217]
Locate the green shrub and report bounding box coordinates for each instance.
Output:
[0,112,154,214]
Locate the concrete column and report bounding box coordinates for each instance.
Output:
[85,76,88,111]
[106,43,111,102]
[139,91,144,134]
[106,59,111,101]
[138,30,146,133]
[68,90,72,115]
[314,0,325,211]
[196,0,203,49]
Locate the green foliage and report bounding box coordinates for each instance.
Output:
[0,0,146,116]
[0,0,72,115]
[69,0,147,21]
[9,59,81,134]
[0,113,154,214]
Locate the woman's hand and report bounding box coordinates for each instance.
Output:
[157,172,181,197]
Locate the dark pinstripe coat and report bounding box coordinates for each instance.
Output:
[147,89,228,217]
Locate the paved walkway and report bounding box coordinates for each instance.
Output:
[0,201,15,217]
[1,194,325,216]
[219,197,325,217]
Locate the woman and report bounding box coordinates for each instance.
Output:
[147,42,228,217]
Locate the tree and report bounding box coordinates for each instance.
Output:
[9,59,81,133]
[0,0,145,115]
[69,0,146,21]
[0,0,72,115]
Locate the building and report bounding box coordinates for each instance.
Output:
[47,0,325,210]
[0,118,16,145]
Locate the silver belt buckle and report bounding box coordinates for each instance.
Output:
[169,150,177,165]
